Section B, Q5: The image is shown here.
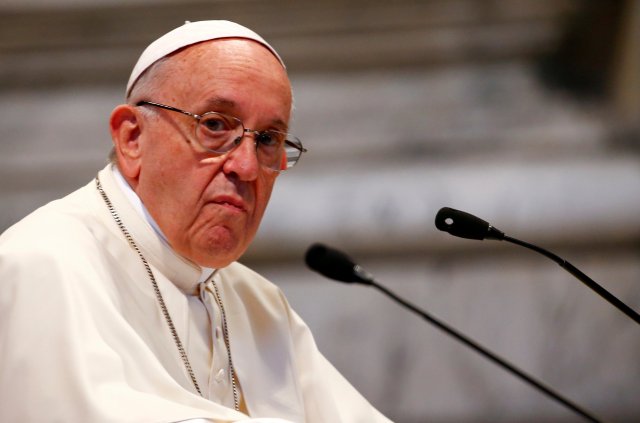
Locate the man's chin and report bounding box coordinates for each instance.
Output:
[176,224,253,268]
[196,237,247,268]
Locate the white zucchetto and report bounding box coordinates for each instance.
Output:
[126,20,285,97]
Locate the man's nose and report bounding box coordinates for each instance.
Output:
[222,134,260,181]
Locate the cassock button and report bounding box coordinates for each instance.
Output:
[215,368,226,383]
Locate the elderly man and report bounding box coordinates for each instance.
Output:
[0,21,392,423]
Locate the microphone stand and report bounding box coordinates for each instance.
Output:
[435,207,640,326]
[305,243,606,422]
[368,278,605,423]
[504,235,640,325]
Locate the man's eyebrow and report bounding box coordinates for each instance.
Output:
[270,118,289,132]
[202,97,237,111]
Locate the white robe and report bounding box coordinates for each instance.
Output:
[0,165,392,423]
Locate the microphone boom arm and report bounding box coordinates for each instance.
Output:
[436,207,640,326]
[305,242,605,422]
[368,279,604,423]
[504,235,640,326]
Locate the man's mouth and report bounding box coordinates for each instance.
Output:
[210,195,247,212]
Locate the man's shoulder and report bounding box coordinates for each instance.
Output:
[0,179,105,263]
[0,178,131,303]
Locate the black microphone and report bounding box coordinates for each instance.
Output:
[305,243,374,285]
[304,243,603,423]
[435,206,505,240]
[435,207,640,326]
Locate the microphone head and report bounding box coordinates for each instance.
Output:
[305,243,373,284]
[435,207,504,240]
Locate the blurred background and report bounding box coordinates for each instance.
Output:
[1,0,639,421]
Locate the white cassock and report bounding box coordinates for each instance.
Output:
[0,164,393,423]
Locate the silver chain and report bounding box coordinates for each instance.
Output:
[95,175,239,410]
[210,279,240,411]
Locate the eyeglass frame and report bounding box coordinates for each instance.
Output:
[135,100,307,171]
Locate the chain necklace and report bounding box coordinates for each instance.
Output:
[95,175,239,411]
[210,278,240,411]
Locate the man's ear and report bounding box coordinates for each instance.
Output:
[110,104,144,180]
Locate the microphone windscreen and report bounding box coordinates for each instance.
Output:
[305,243,361,283]
[435,207,491,240]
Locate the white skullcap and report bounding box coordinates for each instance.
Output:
[126,20,285,97]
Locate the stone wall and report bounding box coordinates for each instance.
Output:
[1,1,639,421]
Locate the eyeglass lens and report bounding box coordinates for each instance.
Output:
[196,113,302,170]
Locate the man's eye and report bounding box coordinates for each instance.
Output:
[256,132,281,147]
[201,117,229,132]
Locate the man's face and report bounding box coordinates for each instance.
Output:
[130,39,292,268]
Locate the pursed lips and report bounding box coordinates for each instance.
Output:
[209,194,248,213]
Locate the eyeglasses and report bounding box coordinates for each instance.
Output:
[136,100,307,171]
